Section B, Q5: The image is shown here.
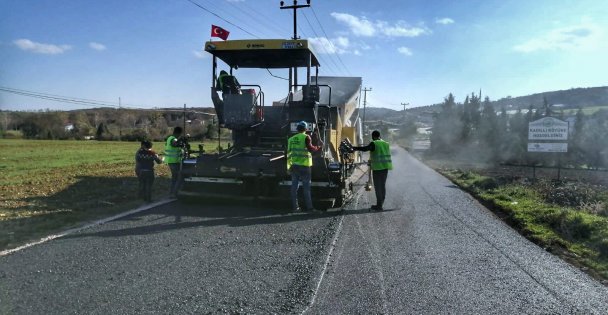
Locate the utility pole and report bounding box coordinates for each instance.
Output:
[118,96,122,141]
[183,103,187,134]
[400,102,409,125]
[362,87,372,132]
[280,0,311,93]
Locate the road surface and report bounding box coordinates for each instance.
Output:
[1,147,607,314]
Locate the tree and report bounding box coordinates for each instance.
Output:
[478,96,499,162]
[96,122,111,140]
[0,112,12,132]
[568,108,586,166]
[580,110,608,169]
[69,111,93,139]
[543,96,551,116]
[430,93,463,155]
[460,92,481,144]
[503,109,527,163]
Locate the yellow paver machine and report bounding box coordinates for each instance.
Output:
[179,39,367,209]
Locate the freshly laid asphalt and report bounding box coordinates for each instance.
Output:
[1,147,607,314]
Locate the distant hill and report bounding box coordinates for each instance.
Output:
[491,86,608,110]
[358,86,608,127]
[360,107,398,122]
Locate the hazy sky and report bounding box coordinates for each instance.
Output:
[1,0,607,111]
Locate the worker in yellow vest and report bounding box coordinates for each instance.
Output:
[287,121,321,212]
[352,130,393,211]
[215,70,241,97]
[165,126,184,198]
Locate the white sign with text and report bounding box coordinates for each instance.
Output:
[527,142,568,153]
[528,117,569,140]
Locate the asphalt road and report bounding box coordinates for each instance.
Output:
[1,147,607,314]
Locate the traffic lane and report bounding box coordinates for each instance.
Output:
[405,149,608,313]
[309,147,608,314]
[0,201,341,314]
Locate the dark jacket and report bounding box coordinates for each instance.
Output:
[135,148,162,175]
[216,72,241,94]
[353,141,376,152]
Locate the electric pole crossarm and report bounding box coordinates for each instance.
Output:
[279,0,311,40]
[279,1,311,93]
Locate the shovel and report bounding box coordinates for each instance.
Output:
[365,162,372,191]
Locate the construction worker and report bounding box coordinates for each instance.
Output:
[215,70,241,97]
[165,126,184,198]
[135,140,163,202]
[352,130,393,211]
[287,121,321,212]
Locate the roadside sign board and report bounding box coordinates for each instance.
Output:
[528,117,569,140]
[527,142,568,153]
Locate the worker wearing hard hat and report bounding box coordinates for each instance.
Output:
[351,130,393,211]
[287,121,321,212]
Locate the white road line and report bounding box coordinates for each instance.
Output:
[301,214,345,315]
[0,198,176,257]
[355,216,390,314]
[300,190,365,315]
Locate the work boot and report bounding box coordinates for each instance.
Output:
[371,205,383,211]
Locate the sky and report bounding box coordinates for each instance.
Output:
[1,0,607,111]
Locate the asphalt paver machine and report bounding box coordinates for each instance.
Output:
[179,39,366,209]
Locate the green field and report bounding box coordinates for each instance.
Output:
[0,139,216,250]
[564,106,608,116]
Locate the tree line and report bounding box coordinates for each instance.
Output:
[429,93,608,169]
[0,108,229,141]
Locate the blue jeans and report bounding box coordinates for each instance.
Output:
[290,165,313,210]
[168,163,181,196]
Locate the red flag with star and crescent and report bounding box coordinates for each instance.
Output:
[211,25,229,40]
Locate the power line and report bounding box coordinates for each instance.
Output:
[301,11,343,75]
[0,86,215,115]
[185,0,259,38]
[1,86,121,108]
[221,0,285,38]
[311,7,351,75]
[198,0,279,38]
[266,69,288,81]
[294,12,339,76]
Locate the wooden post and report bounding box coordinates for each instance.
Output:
[557,155,562,181]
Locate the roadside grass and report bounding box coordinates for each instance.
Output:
[440,169,608,281]
[0,139,227,251]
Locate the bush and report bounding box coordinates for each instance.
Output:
[598,239,608,258]
[580,201,608,217]
[540,209,593,240]
[536,180,600,207]
[1,130,23,139]
[472,177,499,190]
[563,213,593,239]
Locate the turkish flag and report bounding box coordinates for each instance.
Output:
[211,25,229,40]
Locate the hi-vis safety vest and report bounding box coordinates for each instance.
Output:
[164,136,182,164]
[217,73,238,94]
[216,72,229,91]
[371,139,393,171]
[287,133,313,169]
